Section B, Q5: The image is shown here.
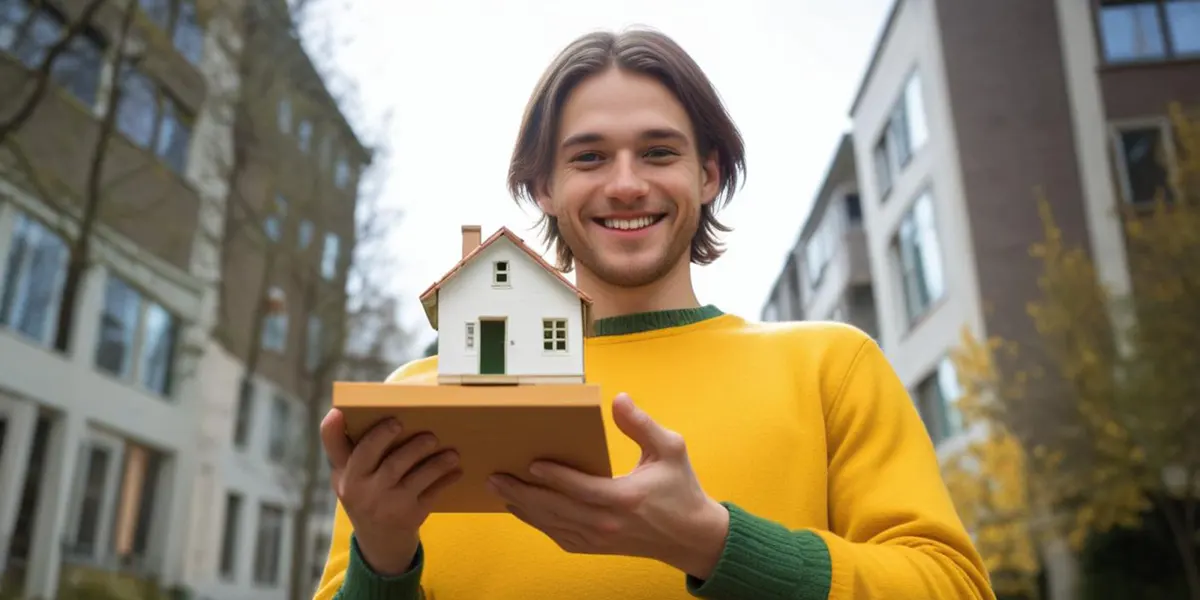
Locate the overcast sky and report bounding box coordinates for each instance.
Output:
[320,0,893,349]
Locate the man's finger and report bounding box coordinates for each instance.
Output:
[345,418,403,479]
[320,409,353,470]
[611,393,682,458]
[489,474,606,527]
[528,461,620,507]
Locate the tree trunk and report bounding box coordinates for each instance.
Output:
[52,0,136,354]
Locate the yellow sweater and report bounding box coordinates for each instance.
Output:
[315,307,994,600]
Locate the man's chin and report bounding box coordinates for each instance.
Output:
[586,254,676,288]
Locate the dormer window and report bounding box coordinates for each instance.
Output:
[493,261,509,286]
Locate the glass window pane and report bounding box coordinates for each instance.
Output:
[52,31,104,108]
[139,0,171,30]
[117,67,159,148]
[139,302,177,396]
[321,233,339,279]
[1166,0,1200,55]
[904,74,928,152]
[172,0,204,65]
[913,193,945,304]
[0,0,32,51]
[1,213,67,345]
[154,97,192,174]
[95,276,142,378]
[1100,3,1167,62]
[12,10,59,68]
[1120,127,1171,204]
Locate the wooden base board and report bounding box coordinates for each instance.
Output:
[333,381,611,513]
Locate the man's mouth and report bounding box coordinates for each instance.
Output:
[594,215,666,231]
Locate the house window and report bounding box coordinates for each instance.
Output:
[1114,123,1174,205]
[321,233,340,280]
[845,192,863,224]
[913,357,964,446]
[116,65,193,174]
[298,119,313,153]
[0,1,106,108]
[0,212,68,345]
[305,314,321,371]
[297,220,314,249]
[1098,0,1200,64]
[138,0,205,65]
[253,503,284,585]
[138,302,177,396]
[261,287,288,352]
[233,380,253,449]
[892,190,945,326]
[465,322,475,350]
[334,156,351,189]
[872,71,928,200]
[265,194,288,242]
[95,276,143,379]
[219,492,242,579]
[267,394,289,462]
[492,261,510,286]
[278,96,292,134]
[542,319,567,352]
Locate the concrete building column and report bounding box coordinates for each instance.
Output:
[0,199,17,263]
[22,410,83,600]
[0,396,37,578]
[66,265,107,368]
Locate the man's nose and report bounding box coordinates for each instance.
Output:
[604,152,650,203]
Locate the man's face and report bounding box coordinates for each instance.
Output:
[537,67,720,288]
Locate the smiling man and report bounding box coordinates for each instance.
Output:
[314,28,995,600]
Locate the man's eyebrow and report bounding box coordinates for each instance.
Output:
[559,128,690,149]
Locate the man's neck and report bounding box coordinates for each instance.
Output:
[575,258,700,320]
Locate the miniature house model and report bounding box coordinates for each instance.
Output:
[420,226,593,385]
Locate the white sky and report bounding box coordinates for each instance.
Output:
[321,0,893,349]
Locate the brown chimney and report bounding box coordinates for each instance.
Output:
[461,225,482,259]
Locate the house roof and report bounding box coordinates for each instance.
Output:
[418,227,593,330]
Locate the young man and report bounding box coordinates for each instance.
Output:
[314,28,995,600]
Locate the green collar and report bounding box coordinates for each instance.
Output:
[592,305,724,337]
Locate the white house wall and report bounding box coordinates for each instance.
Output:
[436,239,584,377]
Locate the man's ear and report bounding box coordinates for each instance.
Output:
[700,153,720,206]
[534,179,557,216]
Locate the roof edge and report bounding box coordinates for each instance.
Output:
[849,0,904,117]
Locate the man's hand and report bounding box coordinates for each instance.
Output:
[322,409,462,576]
[486,393,729,580]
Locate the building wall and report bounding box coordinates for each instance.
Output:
[850,0,988,388]
[436,239,585,378]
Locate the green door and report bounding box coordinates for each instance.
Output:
[479,320,506,375]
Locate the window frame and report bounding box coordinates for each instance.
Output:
[0,210,69,346]
[1094,0,1200,64]
[542,318,568,353]
[1109,116,1179,205]
[890,188,946,328]
[492,260,510,287]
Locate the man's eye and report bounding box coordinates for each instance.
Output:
[645,148,677,158]
[573,152,602,162]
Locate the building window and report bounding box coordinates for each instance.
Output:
[0,1,106,108]
[139,302,177,396]
[334,156,351,189]
[265,194,288,242]
[0,212,68,345]
[253,504,284,585]
[1113,123,1175,205]
[873,71,929,200]
[542,319,567,352]
[845,192,863,224]
[261,286,288,352]
[278,96,292,134]
[95,276,142,379]
[492,260,509,286]
[913,357,964,446]
[298,119,313,153]
[320,233,340,280]
[319,135,333,169]
[1098,0,1200,64]
[465,321,475,350]
[139,0,205,65]
[305,314,321,371]
[116,65,193,174]
[847,283,879,340]
[68,443,113,556]
[892,190,945,325]
[219,492,242,579]
[297,220,314,249]
[267,394,289,462]
[233,380,253,449]
[804,208,839,292]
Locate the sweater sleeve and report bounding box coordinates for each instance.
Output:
[313,502,425,600]
[688,335,995,600]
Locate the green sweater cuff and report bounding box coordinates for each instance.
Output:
[687,502,832,600]
[339,534,424,600]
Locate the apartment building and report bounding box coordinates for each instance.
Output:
[764,0,1198,460]
[760,134,879,339]
[0,0,366,598]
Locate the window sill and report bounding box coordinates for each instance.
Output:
[1098,55,1200,74]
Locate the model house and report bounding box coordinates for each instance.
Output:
[420,225,593,385]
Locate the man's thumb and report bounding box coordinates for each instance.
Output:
[612,393,679,457]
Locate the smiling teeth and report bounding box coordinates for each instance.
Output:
[603,217,656,230]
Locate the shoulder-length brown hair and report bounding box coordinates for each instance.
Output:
[507,28,747,272]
